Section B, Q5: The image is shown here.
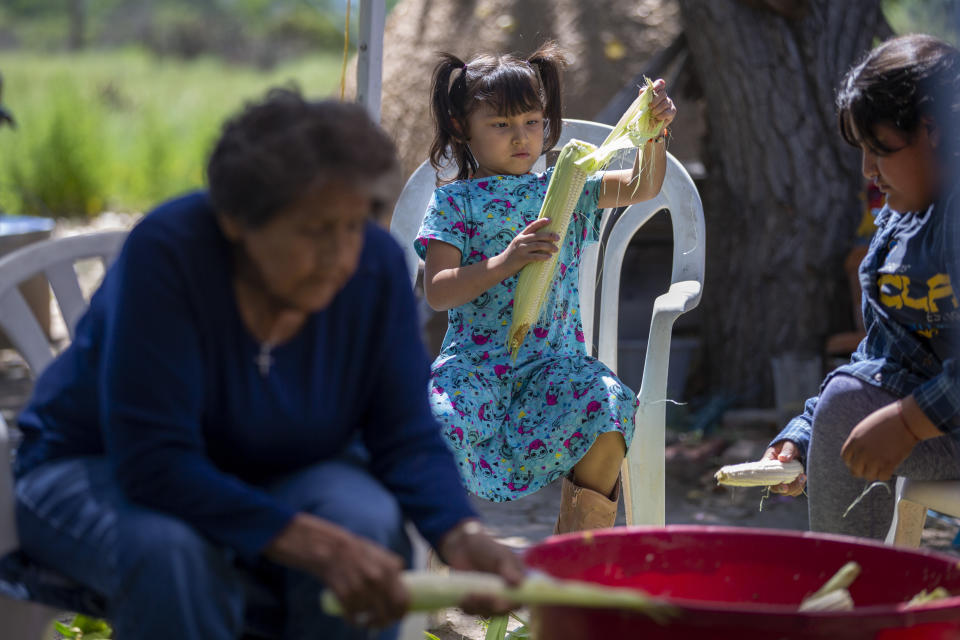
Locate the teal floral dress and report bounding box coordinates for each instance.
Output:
[415,169,638,502]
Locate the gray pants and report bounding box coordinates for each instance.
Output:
[807,374,960,539]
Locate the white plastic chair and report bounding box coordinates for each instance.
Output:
[0,231,126,639]
[389,119,705,526]
[885,477,960,548]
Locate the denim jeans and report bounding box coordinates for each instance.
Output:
[14,454,411,640]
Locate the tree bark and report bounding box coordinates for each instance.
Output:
[377,0,682,176]
[677,0,889,405]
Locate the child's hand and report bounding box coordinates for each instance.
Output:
[499,218,560,273]
[841,403,916,481]
[765,441,806,496]
[648,78,677,127]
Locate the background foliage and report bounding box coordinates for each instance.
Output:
[0,0,954,218]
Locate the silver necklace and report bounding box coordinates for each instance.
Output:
[254,341,275,377]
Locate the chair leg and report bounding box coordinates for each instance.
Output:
[0,597,58,640]
[891,498,927,548]
[620,460,633,525]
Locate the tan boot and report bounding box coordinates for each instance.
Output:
[553,475,621,534]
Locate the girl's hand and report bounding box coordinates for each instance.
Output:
[499,217,560,274]
[841,403,917,481]
[438,519,526,617]
[765,441,806,496]
[648,78,677,127]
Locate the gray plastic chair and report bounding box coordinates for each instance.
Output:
[389,119,706,526]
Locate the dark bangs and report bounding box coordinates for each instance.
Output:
[836,68,921,155]
[469,64,543,117]
[836,35,960,157]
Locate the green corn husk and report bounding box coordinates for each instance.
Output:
[575,76,664,176]
[505,77,665,357]
[905,587,952,609]
[320,569,678,625]
[799,561,861,611]
[506,138,596,359]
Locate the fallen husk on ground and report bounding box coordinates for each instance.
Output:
[321,569,678,624]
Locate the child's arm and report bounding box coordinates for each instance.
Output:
[597,78,677,210]
[423,218,559,311]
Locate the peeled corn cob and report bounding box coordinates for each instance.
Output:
[799,561,861,612]
[506,139,596,358]
[798,588,854,612]
[714,459,803,487]
[321,569,678,624]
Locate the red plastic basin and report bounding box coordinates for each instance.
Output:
[523,525,960,639]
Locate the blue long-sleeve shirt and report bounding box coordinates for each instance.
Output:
[774,185,960,458]
[15,192,477,560]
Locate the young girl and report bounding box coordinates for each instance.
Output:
[765,34,960,539]
[415,42,676,533]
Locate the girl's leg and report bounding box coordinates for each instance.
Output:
[572,431,626,497]
[555,432,626,534]
[266,455,412,640]
[807,374,960,539]
[15,457,246,640]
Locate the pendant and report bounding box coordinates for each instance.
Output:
[255,342,274,377]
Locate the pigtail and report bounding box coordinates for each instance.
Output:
[429,53,477,182]
[527,41,567,153]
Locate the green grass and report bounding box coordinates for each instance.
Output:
[0,49,343,217]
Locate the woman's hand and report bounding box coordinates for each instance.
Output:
[437,519,526,616]
[265,513,408,629]
[765,440,806,496]
[841,402,918,482]
[648,78,677,127]
[497,218,560,274]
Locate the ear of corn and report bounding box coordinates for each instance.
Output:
[798,588,854,612]
[506,78,666,357]
[805,562,861,601]
[799,561,861,612]
[714,459,803,487]
[575,76,664,185]
[321,569,679,624]
[506,139,596,358]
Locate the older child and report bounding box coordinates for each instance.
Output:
[416,42,676,532]
[766,34,960,538]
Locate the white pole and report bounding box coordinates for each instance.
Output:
[357,0,386,123]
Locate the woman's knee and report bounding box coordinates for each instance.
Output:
[117,509,232,579]
[325,487,407,551]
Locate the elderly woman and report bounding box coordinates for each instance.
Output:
[12,90,523,639]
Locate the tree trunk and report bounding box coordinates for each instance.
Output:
[378,0,682,176]
[678,0,889,405]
